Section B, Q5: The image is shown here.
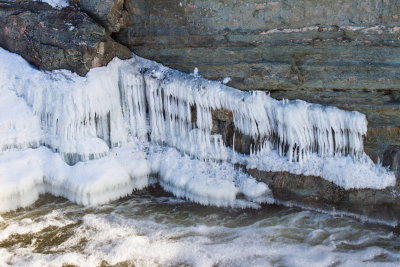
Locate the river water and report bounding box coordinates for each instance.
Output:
[0,185,399,267]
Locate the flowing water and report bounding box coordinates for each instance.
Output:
[1,185,399,267]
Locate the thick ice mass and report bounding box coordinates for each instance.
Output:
[158,149,273,208]
[0,47,395,212]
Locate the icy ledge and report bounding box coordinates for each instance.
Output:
[0,47,395,212]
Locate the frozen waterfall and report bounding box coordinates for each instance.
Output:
[0,47,395,212]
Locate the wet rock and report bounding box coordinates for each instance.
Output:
[382,145,400,179]
[0,0,131,76]
[247,169,400,225]
[77,0,128,33]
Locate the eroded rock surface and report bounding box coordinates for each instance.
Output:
[0,0,131,75]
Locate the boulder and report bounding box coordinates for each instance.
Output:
[0,0,131,76]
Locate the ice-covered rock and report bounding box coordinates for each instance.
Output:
[0,47,395,212]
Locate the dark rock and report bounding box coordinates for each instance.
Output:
[382,145,400,179]
[247,169,400,225]
[0,0,131,76]
[77,0,128,33]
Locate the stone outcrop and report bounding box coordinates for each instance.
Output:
[0,0,131,76]
[77,0,128,33]
[247,168,400,226]
[113,0,400,162]
[382,145,400,178]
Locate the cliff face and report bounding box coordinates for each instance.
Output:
[113,0,400,161]
[1,1,398,161]
[0,0,400,225]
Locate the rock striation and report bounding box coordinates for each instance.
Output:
[0,0,130,75]
[113,0,400,162]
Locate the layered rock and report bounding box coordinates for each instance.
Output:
[113,0,400,161]
[0,0,131,75]
[0,0,399,226]
[247,169,400,226]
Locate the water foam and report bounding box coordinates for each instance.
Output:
[1,195,400,267]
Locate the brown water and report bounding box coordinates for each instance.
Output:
[1,186,400,267]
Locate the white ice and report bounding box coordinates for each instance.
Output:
[35,0,70,9]
[0,46,396,212]
[222,77,231,84]
[0,87,43,151]
[0,145,151,212]
[158,148,273,208]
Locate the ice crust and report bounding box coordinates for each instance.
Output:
[158,149,273,208]
[0,47,395,212]
[35,0,70,9]
[0,146,151,211]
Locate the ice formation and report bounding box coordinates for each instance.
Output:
[35,0,70,9]
[0,46,395,212]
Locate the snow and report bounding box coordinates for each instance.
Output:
[35,0,70,9]
[222,77,231,84]
[0,46,396,212]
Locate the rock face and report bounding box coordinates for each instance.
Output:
[382,145,400,178]
[0,0,399,226]
[77,0,128,33]
[0,0,131,76]
[247,169,400,226]
[113,0,400,161]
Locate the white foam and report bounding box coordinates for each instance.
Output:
[2,205,399,267]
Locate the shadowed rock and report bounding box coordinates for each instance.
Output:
[382,145,400,179]
[77,0,128,33]
[0,0,131,76]
[247,169,400,226]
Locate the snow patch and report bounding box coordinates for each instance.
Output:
[36,0,70,9]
